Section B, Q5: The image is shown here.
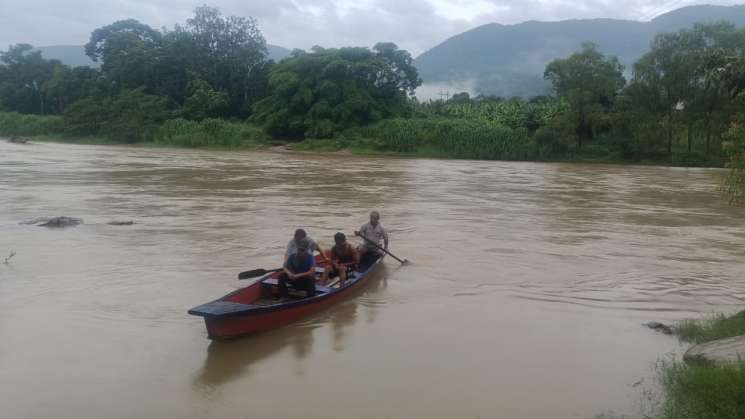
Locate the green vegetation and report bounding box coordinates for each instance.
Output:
[675,310,745,344]
[251,43,420,138]
[154,118,268,148]
[723,93,745,204]
[657,361,745,419]
[651,310,745,419]
[300,118,532,160]
[413,5,745,98]
[0,111,62,136]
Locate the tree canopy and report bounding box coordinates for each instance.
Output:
[251,43,421,138]
[544,43,625,148]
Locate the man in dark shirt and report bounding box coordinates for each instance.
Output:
[278,238,316,299]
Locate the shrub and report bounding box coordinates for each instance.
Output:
[0,112,64,136]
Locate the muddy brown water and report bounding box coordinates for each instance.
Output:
[1,140,744,419]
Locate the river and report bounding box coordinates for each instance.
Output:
[1,140,744,419]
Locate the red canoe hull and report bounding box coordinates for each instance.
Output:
[190,254,384,339]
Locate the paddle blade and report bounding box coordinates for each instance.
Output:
[238,269,268,280]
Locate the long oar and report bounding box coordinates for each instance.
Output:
[355,231,409,265]
[238,267,283,280]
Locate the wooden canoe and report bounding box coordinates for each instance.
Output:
[188,253,384,339]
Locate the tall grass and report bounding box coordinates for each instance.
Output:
[345,117,535,160]
[675,310,745,343]
[0,112,64,137]
[154,118,269,148]
[658,361,745,419]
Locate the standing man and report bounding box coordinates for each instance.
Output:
[355,210,388,259]
[278,238,316,299]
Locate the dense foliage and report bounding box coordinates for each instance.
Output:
[0,5,270,129]
[251,43,421,138]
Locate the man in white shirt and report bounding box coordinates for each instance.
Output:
[355,211,388,259]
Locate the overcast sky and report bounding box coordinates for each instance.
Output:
[0,0,742,55]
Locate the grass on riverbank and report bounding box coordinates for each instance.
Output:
[154,118,269,148]
[675,310,745,344]
[0,112,63,136]
[0,112,269,149]
[657,361,745,419]
[296,117,725,166]
[654,310,745,419]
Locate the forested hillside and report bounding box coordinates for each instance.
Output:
[415,5,745,98]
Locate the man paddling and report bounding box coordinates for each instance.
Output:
[278,238,316,299]
[355,210,388,259]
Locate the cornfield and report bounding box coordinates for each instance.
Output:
[352,118,535,160]
[416,99,566,131]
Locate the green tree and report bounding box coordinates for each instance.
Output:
[630,23,745,157]
[0,44,63,115]
[544,43,625,149]
[252,44,421,138]
[184,5,268,116]
[63,88,170,142]
[182,76,229,120]
[723,93,745,203]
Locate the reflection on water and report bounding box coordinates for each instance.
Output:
[2,141,745,419]
[193,269,386,398]
[194,324,318,398]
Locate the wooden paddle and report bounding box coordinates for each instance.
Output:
[355,231,409,265]
[238,267,283,280]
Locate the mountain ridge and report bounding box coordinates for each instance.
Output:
[414,4,745,98]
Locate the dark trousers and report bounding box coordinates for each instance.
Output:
[278,272,316,298]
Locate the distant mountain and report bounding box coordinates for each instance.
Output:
[36,44,293,67]
[414,5,745,99]
[267,44,291,61]
[37,45,97,67]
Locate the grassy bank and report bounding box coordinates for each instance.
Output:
[655,310,745,419]
[1,111,728,166]
[0,112,63,137]
[0,112,269,149]
[296,117,725,167]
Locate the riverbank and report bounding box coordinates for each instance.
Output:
[656,310,745,419]
[1,111,728,167]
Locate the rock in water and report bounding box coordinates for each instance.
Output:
[684,335,745,364]
[108,220,134,226]
[38,216,82,228]
[643,321,674,335]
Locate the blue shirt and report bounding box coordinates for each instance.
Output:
[286,252,315,274]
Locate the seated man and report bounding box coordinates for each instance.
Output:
[278,238,316,299]
[284,228,328,265]
[322,232,359,286]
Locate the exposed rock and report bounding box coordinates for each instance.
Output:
[8,136,29,144]
[643,321,674,335]
[38,216,82,228]
[108,220,134,226]
[684,335,745,364]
